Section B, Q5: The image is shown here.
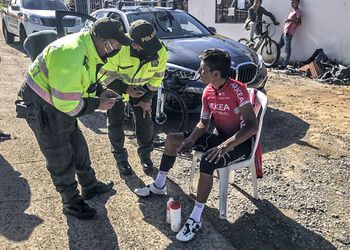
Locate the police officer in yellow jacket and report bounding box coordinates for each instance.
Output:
[16,18,133,220]
[100,20,168,175]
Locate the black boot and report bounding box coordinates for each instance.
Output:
[82,180,114,200]
[117,161,133,176]
[63,200,96,220]
[140,159,153,173]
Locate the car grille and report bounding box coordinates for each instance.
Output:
[40,18,76,27]
[233,62,257,83]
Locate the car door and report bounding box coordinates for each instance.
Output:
[55,10,96,38]
[7,0,20,34]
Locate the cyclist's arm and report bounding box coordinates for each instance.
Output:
[187,90,211,142]
[261,7,278,24]
[187,118,210,143]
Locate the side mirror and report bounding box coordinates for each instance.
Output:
[11,5,20,11]
[208,26,217,33]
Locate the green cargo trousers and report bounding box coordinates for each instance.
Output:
[107,97,154,164]
[19,85,98,206]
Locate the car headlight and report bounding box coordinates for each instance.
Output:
[165,63,199,81]
[25,14,43,25]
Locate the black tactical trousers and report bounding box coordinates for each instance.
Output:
[19,86,97,206]
[107,98,153,164]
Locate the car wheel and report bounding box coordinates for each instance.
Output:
[19,26,27,45]
[2,21,15,44]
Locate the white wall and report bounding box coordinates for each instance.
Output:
[188,0,350,65]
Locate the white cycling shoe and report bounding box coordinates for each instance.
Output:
[134,183,166,197]
[176,218,202,242]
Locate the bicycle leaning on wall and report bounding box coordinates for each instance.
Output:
[238,21,280,67]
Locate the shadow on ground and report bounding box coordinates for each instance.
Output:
[78,111,108,134]
[204,183,336,250]
[261,107,310,153]
[7,41,26,54]
[120,170,233,248]
[117,168,335,249]
[66,190,119,249]
[0,154,43,241]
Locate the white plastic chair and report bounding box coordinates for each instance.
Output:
[188,90,268,219]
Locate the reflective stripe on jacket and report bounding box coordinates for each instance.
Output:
[99,43,168,88]
[27,32,103,116]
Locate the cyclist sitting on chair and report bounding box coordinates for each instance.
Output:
[134,49,258,242]
[244,0,279,42]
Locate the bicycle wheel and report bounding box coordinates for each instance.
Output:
[152,88,188,147]
[238,38,250,46]
[260,39,280,67]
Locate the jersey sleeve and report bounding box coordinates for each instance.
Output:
[200,86,211,120]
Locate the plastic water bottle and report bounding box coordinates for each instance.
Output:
[170,200,181,232]
[166,197,174,224]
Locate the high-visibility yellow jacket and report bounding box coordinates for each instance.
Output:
[99,43,168,101]
[26,32,104,117]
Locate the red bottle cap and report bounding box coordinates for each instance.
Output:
[169,201,181,209]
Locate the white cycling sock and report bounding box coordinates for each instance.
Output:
[154,171,167,189]
[190,201,205,223]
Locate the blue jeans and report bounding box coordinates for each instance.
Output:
[279,33,293,66]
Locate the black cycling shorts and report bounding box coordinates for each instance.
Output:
[186,132,252,175]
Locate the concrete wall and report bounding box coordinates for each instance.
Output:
[188,0,350,65]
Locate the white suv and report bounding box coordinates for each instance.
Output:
[1,0,82,44]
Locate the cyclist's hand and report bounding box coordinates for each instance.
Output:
[204,143,231,164]
[274,21,280,25]
[126,86,145,98]
[98,97,117,110]
[135,100,152,118]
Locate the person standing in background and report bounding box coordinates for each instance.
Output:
[277,0,302,69]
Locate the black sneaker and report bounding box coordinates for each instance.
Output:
[82,180,114,200]
[117,161,133,176]
[141,159,153,172]
[63,200,96,220]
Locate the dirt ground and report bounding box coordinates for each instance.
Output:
[0,33,349,249]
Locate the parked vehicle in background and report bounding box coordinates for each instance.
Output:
[1,0,82,44]
[55,4,268,114]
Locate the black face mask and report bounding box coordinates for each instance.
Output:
[100,48,120,63]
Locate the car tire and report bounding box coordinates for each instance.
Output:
[2,21,15,44]
[19,26,27,45]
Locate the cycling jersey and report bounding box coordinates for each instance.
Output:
[201,78,251,136]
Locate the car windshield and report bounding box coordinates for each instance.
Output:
[126,11,211,39]
[22,0,67,10]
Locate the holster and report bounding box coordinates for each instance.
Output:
[15,100,44,133]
